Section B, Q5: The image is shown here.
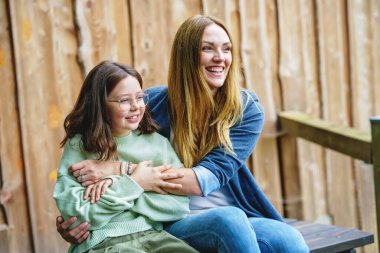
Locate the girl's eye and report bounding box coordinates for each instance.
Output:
[120,98,130,104]
[136,95,144,101]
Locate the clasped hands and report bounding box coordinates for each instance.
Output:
[69,160,184,203]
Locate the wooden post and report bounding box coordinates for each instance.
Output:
[371,116,380,252]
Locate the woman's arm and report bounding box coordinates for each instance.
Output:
[163,90,263,196]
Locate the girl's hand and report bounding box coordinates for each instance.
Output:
[130,161,184,194]
[69,160,119,186]
[83,178,113,203]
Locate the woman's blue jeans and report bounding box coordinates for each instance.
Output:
[164,206,309,253]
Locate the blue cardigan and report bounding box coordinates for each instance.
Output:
[146,86,283,221]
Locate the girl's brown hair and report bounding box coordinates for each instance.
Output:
[168,15,242,167]
[61,61,158,160]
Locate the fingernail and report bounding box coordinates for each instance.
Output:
[87,224,91,229]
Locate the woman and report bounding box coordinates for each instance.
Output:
[57,15,309,253]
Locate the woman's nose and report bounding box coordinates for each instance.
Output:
[213,50,225,61]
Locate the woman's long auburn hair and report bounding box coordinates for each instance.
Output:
[168,15,242,167]
[61,61,158,160]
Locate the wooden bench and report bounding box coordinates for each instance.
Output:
[287,219,373,252]
[279,111,379,252]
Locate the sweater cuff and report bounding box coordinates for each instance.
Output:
[109,175,144,196]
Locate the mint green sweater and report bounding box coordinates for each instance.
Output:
[53,131,189,253]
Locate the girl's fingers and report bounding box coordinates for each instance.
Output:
[95,181,104,202]
[84,185,94,200]
[90,184,98,204]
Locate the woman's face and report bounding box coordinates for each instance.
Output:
[106,76,146,137]
[200,23,232,95]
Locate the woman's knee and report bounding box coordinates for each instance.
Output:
[206,207,251,234]
[251,218,309,253]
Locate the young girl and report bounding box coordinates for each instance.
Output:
[53,61,198,253]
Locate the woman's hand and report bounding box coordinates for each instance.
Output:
[56,216,91,244]
[130,161,184,194]
[84,178,113,203]
[69,160,119,186]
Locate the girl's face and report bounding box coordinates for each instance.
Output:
[106,76,146,137]
[200,23,232,96]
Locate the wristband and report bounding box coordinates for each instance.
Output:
[120,161,132,176]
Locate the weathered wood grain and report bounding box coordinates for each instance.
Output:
[239,0,283,214]
[0,0,33,251]
[9,0,82,251]
[317,0,358,232]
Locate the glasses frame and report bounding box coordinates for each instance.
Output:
[107,93,149,109]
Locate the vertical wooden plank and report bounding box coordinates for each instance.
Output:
[75,0,132,74]
[0,224,10,253]
[239,0,283,214]
[348,1,379,251]
[130,0,201,88]
[316,0,358,229]
[0,0,33,251]
[277,0,327,221]
[9,0,82,251]
[371,116,380,253]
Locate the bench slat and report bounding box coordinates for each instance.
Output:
[286,220,373,252]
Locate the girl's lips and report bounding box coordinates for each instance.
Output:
[126,115,140,123]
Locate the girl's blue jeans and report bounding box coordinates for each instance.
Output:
[165,206,310,253]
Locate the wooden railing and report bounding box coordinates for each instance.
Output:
[278,111,380,252]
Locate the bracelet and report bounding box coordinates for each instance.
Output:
[126,162,132,176]
[120,161,132,176]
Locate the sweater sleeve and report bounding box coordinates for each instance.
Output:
[130,137,189,221]
[53,137,144,230]
[197,90,264,187]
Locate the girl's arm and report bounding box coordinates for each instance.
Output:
[54,137,144,230]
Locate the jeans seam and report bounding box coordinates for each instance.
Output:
[257,238,274,253]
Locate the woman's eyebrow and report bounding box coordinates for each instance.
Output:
[202,41,231,46]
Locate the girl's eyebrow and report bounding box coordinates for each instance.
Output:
[202,41,231,46]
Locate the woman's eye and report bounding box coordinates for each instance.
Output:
[202,46,212,51]
[223,47,232,52]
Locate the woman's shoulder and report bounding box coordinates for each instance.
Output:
[145,86,168,97]
[239,88,263,115]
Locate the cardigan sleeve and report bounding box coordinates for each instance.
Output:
[197,90,264,188]
[53,137,144,230]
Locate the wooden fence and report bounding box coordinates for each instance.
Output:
[0,0,379,252]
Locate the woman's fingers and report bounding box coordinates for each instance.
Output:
[68,162,85,174]
[159,182,183,189]
[77,231,90,244]
[161,172,184,180]
[152,186,168,194]
[159,164,173,173]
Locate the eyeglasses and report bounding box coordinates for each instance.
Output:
[107,93,149,109]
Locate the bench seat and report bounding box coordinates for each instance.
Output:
[286,219,374,252]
